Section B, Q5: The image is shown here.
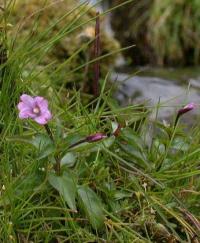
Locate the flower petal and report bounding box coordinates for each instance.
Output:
[19,111,29,119]
[20,94,35,107]
[17,101,29,111]
[17,102,36,119]
[19,110,34,119]
[35,97,49,112]
[43,110,52,120]
[34,116,48,125]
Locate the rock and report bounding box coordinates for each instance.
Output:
[113,72,200,120]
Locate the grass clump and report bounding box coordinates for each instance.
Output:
[148,0,200,66]
[109,0,200,66]
[0,1,200,242]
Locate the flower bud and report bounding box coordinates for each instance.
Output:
[177,103,196,116]
[174,102,196,127]
[86,133,107,142]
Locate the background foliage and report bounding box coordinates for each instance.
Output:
[109,0,200,66]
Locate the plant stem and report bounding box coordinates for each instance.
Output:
[68,138,87,149]
[174,114,180,128]
[44,124,54,141]
[44,124,61,175]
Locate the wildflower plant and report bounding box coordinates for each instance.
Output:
[1,0,200,242]
[16,93,110,227]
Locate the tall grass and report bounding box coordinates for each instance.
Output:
[109,0,200,66]
[0,0,200,242]
[148,0,200,66]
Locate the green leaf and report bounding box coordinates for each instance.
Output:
[69,142,97,152]
[90,136,115,152]
[171,137,189,152]
[121,128,143,151]
[118,142,150,169]
[61,152,77,167]
[32,134,55,159]
[111,121,119,133]
[7,133,55,159]
[69,137,115,153]
[48,171,77,210]
[6,134,34,144]
[153,139,165,154]
[114,191,133,200]
[77,185,104,229]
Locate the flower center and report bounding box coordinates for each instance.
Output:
[33,107,40,114]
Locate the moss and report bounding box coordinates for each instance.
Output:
[10,0,120,90]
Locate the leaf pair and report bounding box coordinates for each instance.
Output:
[48,171,105,229]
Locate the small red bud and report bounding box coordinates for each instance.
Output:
[86,133,107,142]
[174,102,196,127]
[177,103,196,116]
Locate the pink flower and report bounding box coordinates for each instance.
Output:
[178,103,196,116]
[86,133,107,142]
[17,94,52,125]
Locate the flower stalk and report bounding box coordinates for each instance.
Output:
[44,124,54,142]
[44,124,61,175]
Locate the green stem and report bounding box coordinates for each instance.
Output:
[44,124,60,175]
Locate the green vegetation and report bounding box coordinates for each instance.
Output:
[148,0,200,66]
[0,1,200,242]
[110,0,200,66]
[10,0,120,90]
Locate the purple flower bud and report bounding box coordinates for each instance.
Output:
[174,102,196,127]
[177,103,196,116]
[17,94,52,125]
[86,133,107,143]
